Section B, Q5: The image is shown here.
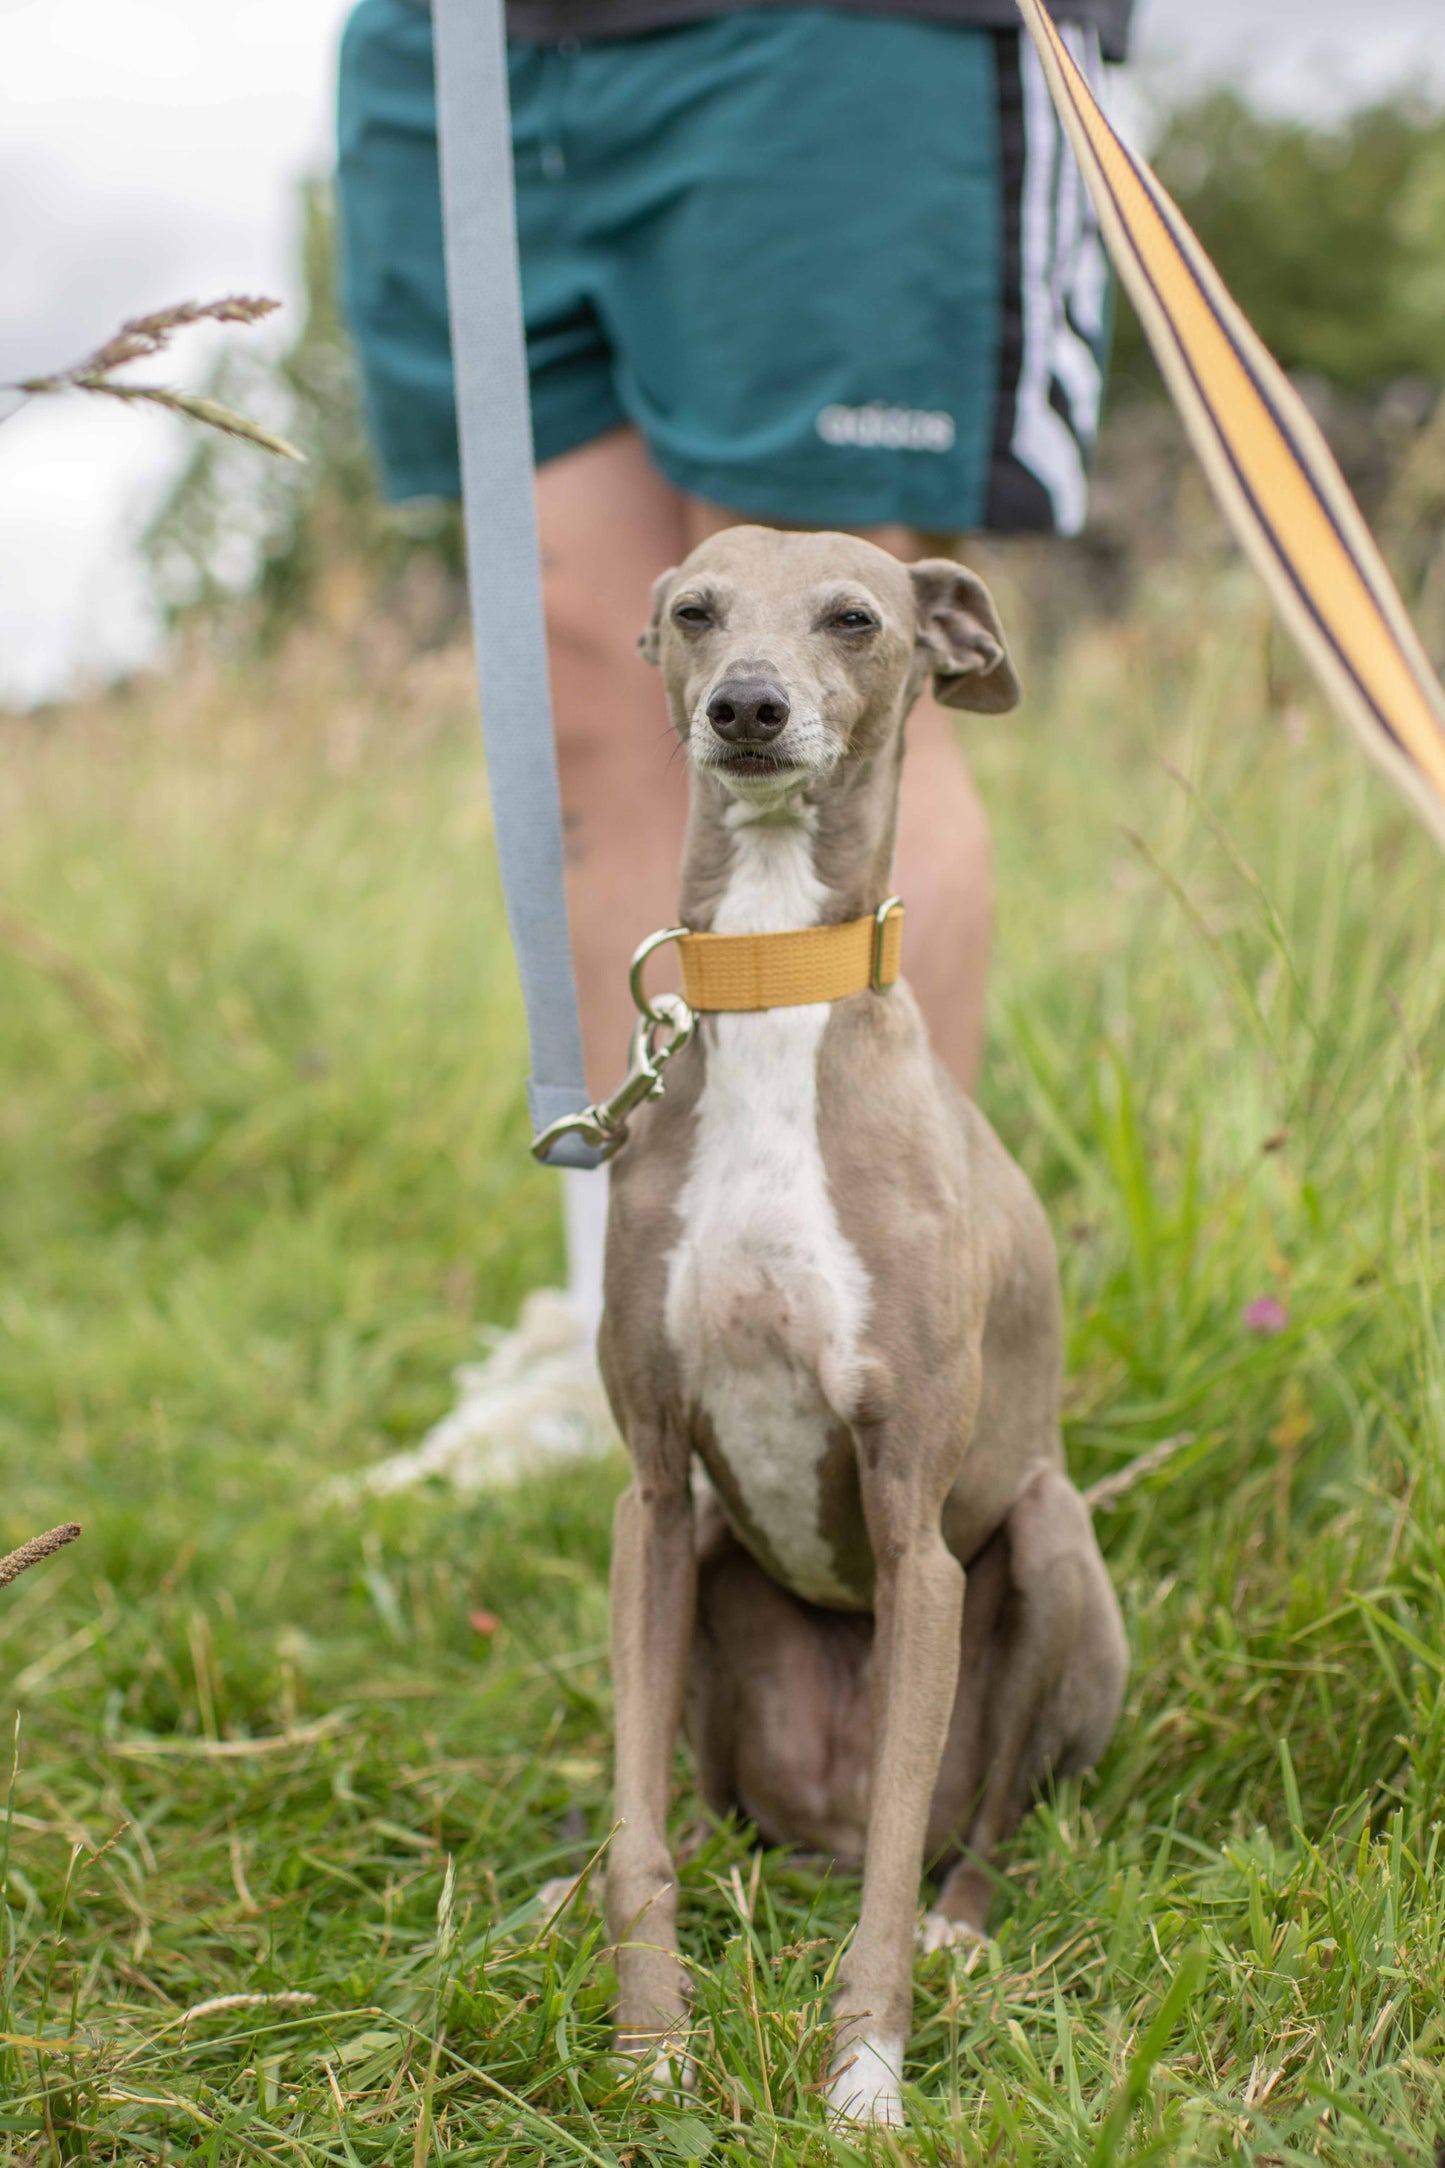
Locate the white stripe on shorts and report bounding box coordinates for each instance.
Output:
[1010,24,1108,536]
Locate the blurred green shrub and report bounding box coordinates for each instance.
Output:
[1113,88,1445,394]
[142,180,462,646]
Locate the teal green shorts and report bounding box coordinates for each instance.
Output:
[337,1,1110,532]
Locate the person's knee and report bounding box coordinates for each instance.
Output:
[543,558,628,680]
[542,570,688,854]
[543,572,649,767]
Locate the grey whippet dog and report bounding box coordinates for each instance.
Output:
[593,525,1127,2125]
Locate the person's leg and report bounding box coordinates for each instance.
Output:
[537,425,691,1334]
[683,500,993,1091]
[538,425,691,1099]
[870,522,994,1095]
[891,700,993,1093]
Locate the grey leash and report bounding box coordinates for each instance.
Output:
[432,0,607,1171]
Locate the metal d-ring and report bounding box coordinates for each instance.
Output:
[628,923,689,1023]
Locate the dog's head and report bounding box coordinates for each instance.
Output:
[640,526,1018,801]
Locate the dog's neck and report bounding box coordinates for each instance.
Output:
[678,714,907,934]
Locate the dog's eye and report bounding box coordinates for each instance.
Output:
[830,609,878,633]
[672,602,713,629]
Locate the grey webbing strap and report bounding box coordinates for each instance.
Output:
[432,0,606,1170]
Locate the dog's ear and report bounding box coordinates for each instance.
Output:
[909,560,1020,714]
[638,567,679,666]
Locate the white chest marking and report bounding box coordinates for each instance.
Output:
[664,810,871,1607]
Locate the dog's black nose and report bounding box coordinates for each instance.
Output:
[706,678,791,744]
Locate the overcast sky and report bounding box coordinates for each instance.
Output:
[2,0,1441,705]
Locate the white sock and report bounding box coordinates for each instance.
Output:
[562,1167,609,1343]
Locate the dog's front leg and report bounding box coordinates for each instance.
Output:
[828,1488,964,2128]
[607,1446,696,2074]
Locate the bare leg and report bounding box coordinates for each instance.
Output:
[683,500,993,1090]
[894,702,993,1090]
[538,427,691,1096]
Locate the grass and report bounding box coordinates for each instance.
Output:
[2,566,1445,2165]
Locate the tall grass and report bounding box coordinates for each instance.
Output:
[2,566,1443,2164]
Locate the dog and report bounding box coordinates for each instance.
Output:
[593,526,1128,2126]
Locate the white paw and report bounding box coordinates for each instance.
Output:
[616,2040,696,2100]
[534,1873,596,1928]
[648,2049,696,2101]
[917,1908,991,1955]
[826,2034,906,2127]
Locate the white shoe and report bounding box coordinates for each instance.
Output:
[341,1289,615,1496]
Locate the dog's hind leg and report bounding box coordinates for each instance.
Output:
[925,1466,1127,1946]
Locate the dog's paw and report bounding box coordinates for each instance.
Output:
[534,1873,598,1930]
[826,2034,906,2128]
[917,1908,991,1956]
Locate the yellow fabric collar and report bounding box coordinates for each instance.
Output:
[672,898,903,1014]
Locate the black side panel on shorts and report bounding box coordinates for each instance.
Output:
[984,31,1056,534]
[983,26,1110,536]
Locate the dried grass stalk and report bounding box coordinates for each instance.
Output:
[9,296,304,462]
[0,1524,82,1591]
[179,1990,318,2027]
[1083,1433,1196,1514]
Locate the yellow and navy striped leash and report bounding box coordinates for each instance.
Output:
[1017,0,1445,846]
